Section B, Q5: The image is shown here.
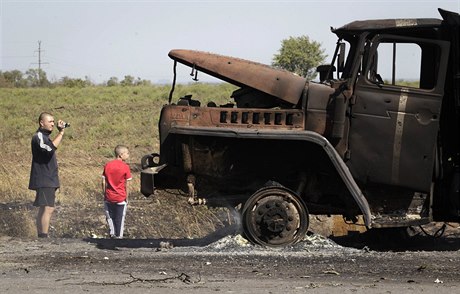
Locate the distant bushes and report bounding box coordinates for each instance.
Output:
[106,75,152,87]
[0,69,51,88]
[0,69,153,88]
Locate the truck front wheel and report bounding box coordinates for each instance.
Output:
[242,186,309,247]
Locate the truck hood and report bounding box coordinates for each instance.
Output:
[169,49,308,106]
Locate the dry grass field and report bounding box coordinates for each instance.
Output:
[0,84,237,239]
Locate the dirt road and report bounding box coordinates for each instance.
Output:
[1,226,460,293]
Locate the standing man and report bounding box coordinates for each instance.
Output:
[29,112,67,238]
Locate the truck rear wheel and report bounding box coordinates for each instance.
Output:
[242,186,309,247]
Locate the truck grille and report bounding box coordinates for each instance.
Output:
[218,110,302,127]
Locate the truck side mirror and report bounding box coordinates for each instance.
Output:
[317,64,336,82]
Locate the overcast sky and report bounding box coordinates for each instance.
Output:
[1,0,459,84]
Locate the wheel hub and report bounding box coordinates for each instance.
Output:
[256,201,289,234]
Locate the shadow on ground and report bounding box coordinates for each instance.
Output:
[86,222,460,253]
[331,225,460,252]
[85,223,241,250]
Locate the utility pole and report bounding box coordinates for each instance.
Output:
[34,40,48,86]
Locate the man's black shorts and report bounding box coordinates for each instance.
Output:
[33,187,57,207]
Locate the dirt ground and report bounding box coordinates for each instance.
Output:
[1,191,460,293]
[1,222,460,293]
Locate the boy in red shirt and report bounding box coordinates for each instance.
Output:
[102,145,132,239]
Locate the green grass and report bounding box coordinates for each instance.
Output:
[383,79,420,88]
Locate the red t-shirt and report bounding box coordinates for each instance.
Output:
[102,159,132,203]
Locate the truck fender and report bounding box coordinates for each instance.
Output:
[170,126,373,228]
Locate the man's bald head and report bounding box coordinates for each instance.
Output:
[38,112,53,124]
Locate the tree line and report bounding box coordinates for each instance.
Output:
[1,35,326,88]
[0,68,153,88]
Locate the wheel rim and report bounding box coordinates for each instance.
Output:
[242,186,309,247]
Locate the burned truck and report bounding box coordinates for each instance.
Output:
[141,9,460,247]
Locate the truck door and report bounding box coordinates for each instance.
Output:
[348,35,449,193]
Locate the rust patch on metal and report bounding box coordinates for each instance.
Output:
[169,49,307,105]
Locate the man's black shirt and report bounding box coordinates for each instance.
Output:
[28,128,60,190]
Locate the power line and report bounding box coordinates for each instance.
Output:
[0,55,35,58]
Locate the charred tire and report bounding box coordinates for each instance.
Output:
[242,186,309,247]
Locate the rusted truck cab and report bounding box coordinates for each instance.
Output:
[141,9,460,247]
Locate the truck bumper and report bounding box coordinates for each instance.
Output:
[140,164,167,197]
